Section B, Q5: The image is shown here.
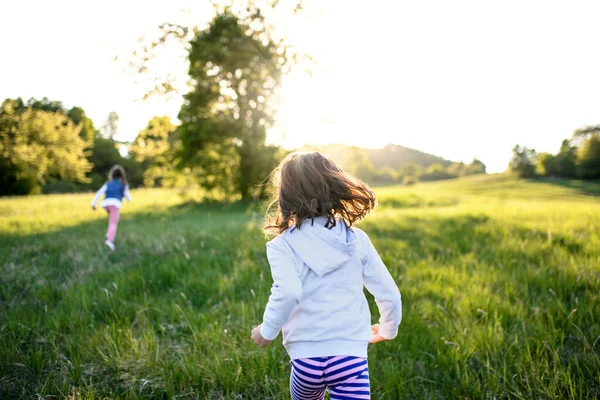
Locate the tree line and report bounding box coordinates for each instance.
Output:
[509,127,600,179]
[1,9,284,199]
[312,144,486,185]
[1,7,487,198]
[0,97,141,195]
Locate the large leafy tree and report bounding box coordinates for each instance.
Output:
[536,152,557,176]
[0,105,91,194]
[576,134,600,178]
[553,139,577,178]
[509,145,537,178]
[21,97,96,144]
[176,9,285,199]
[463,158,487,176]
[129,1,310,199]
[67,106,96,143]
[129,116,177,187]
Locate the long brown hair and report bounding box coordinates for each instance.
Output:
[264,152,377,235]
[109,164,127,185]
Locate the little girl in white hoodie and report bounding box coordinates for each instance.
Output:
[251,152,402,400]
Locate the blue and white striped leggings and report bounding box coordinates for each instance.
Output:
[289,356,370,400]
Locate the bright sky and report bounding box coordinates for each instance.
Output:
[2,0,600,172]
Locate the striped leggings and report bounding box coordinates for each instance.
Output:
[290,356,370,400]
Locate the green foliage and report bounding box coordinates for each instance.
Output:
[1,176,598,398]
[576,133,600,179]
[526,128,599,180]
[463,158,486,175]
[400,162,423,178]
[177,9,284,199]
[100,111,120,141]
[87,137,144,189]
[344,147,375,182]
[42,180,80,194]
[554,139,578,178]
[573,124,600,141]
[129,116,177,187]
[402,175,418,185]
[510,145,537,177]
[375,167,399,184]
[0,107,91,194]
[536,152,557,176]
[448,161,466,176]
[366,144,452,170]
[0,98,106,194]
[67,106,96,143]
[313,144,485,185]
[421,163,453,182]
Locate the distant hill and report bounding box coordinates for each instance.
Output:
[366,144,454,170]
[301,143,455,170]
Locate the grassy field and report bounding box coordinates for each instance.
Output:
[1,174,599,399]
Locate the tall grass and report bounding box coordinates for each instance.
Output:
[1,175,599,399]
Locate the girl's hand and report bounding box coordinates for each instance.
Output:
[370,324,387,344]
[251,324,273,348]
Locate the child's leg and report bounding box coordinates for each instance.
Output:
[324,357,370,400]
[290,359,326,400]
[105,206,120,242]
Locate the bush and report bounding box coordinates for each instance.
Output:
[577,134,600,179]
[375,167,400,184]
[403,176,418,186]
[42,180,80,194]
[421,163,454,182]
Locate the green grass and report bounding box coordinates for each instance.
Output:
[1,175,599,399]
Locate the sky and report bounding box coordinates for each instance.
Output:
[1,0,600,172]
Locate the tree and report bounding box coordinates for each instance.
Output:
[375,167,399,184]
[576,134,600,179]
[554,139,577,178]
[85,136,143,189]
[509,145,537,178]
[399,163,423,178]
[27,97,66,114]
[344,147,375,182]
[463,159,486,176]
[421,163,453,181]
[536,152,557,176]
[0,108,91,194]
[100,111,119,141]
[176,9,288,199]
[129,116,176,187]
[573,125,600,146]
[67,106,96,143]
[448,161,466,177]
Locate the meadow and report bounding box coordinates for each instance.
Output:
[1,174,599,399]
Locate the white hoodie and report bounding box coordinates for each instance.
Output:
[260,217,402,360]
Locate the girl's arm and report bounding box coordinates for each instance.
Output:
[259,240,303,341]
[124,185,132,202]
[91,184,107,208]
[361,232,402,340]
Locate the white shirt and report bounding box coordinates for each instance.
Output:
[91,183,132,209]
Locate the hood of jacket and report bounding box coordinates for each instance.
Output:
[283,216,357,276]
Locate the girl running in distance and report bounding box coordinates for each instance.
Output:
[91,165,132,251]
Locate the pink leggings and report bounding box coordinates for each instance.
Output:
[104,206,120,242]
